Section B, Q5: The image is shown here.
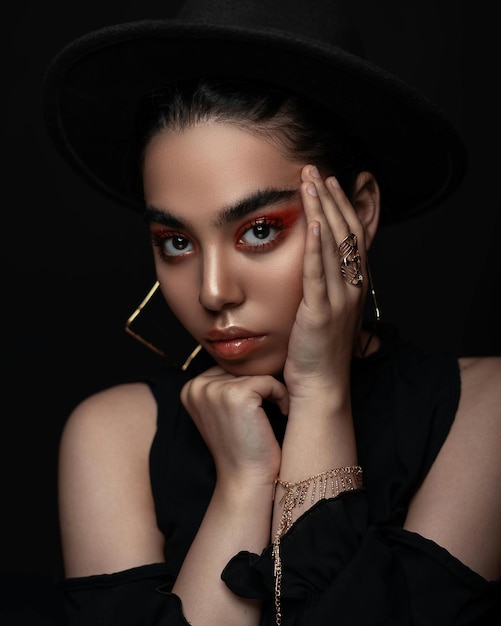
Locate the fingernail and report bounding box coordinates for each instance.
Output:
[329,176,340,188]
[306,182,318,196]
[310,166,320,178]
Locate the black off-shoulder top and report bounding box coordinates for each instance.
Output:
[59,325,501,624]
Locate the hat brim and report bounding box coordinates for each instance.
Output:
[43,20,468,225]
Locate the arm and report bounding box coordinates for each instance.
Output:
[273,166,369,533]
[175,368,288,625]
[267,166,368,623]
[253,167,501,623]
[59,376,285,626]
[404,355,501,581]
[222,356,501,624]
[58,382,165,578]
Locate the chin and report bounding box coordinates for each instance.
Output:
[217,356,285,379]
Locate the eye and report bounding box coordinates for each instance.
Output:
[163,235,193,255]
[238,217,284,248]
[150,231,194,262]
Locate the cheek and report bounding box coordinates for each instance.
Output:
[248,237,305,326]
[152,226,306,342]
[267,261,303,318]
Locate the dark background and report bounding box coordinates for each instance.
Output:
[1,0,500,621]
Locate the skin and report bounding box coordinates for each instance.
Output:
[58,122,501,626]
[143,123,309,378]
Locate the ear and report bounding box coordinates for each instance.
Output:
[351,171,380,249]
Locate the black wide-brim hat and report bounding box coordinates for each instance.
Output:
[42,0,468,225]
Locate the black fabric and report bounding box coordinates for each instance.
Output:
[223,497,501,624]
[58,563,188,625]
[58,325,501,624]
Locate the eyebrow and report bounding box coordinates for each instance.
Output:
[144,188,300,230]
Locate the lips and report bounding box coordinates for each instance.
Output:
[203,327,266,359]
[204,327,259,342]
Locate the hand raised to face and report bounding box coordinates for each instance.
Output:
[283,165,369,401]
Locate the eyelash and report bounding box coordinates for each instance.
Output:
[150,231,193,264]
[236,216,286,251]
[150,216,288,264]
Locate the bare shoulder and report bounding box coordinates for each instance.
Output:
[454,355,501,468]
[61,381,158,454]
[457,355,501,417]
[59,381,164,577]
[458,353,501,374]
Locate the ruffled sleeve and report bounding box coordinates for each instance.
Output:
[222,492,501,625]
[59,563,190,625]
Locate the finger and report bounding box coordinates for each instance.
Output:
[300,174,347,294]
[300,179,343,291]
[250,375,290,416]
[302,167,367,292]
[300,218,331,313]
[302,166,366,252]
[302,166,351,241]
[325,175,367,249]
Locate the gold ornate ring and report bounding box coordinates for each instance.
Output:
[338,233,363,287]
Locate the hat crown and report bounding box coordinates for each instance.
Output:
[42,0,467,223]
[176,0,366,56]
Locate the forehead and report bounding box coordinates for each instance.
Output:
[142,122,305,219]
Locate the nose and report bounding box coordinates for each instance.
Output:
[198,246,245,311]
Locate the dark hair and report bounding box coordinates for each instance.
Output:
[127,78,377,203]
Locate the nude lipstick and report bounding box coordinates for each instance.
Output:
[204,327,266,359]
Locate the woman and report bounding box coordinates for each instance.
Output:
[42,1,501,624]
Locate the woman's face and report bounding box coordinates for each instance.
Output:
[143,122,307,376]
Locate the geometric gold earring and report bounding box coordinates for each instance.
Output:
[125,280,202,370]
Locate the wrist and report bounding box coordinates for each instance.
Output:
[284,366,351,398]
[280,400,357,479]
[215,471,276,502]
[287,393,352,423]
[211,478,275,547]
